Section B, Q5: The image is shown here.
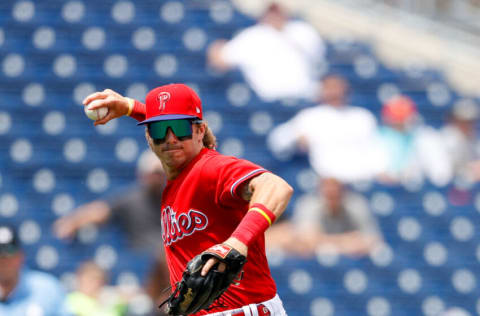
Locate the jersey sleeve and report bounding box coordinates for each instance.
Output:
[204,155,268,208]
[128,99,146,122]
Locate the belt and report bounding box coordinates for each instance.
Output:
[231,304,271,316]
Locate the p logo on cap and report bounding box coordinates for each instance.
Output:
[157,92,171,111]
[138,83,203,125]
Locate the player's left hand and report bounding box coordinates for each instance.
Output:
[160,242,247,315]
[201,237,247,276]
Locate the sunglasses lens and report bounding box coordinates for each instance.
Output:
[148,120,193,140]
[169,119,193,138]
[149,122,167,140]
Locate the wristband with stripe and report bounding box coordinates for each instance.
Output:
[231,203,276,247]
[248,203,276,226]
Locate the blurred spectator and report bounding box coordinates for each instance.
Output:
[0,224,71,316]
[54,150,165,255]
[207,2,325,101]
[441,99,480,181]
[377,95,453,186]
[66,261,127,316]
[266,177,383,257]
[53,150,169,314]
[267,74,385,183]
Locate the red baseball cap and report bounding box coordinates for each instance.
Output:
[138,83,203,125]
[382,95,417,124]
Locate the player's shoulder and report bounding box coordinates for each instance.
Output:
[192,150,240,183]
[198,149,261,175]
[200,148,242,165]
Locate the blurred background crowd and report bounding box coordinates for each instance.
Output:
[1,0,480,315]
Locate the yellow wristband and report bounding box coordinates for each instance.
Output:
[126,97,134,116]
[249,207,272,226]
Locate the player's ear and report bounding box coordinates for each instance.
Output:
[194,123,205,147]
[194,123,206,138]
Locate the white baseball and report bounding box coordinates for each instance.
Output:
[84,99,109,121]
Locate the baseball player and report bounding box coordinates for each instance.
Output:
[83,84,293,315]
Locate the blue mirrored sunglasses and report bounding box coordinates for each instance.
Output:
[148,119,201,142]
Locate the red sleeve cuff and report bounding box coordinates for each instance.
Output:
[130,100,146,122]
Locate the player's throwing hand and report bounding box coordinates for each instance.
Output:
[82,89,133,126]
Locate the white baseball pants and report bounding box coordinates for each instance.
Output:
[205,294,288,316]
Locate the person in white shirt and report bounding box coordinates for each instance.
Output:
[267,74,386,183]
[207,2,325,101]
[440,99,480,182]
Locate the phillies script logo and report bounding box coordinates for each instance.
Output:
[162,206,208,246]
[157,92,171,111]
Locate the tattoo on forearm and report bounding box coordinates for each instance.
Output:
[242,185,253,200]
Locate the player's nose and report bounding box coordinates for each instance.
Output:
[164,128,179,143]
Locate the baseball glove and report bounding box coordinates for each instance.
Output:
[159,244,247,316]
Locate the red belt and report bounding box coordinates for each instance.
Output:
[231,304,271,316]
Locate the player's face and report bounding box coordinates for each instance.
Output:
[146,120,205,176]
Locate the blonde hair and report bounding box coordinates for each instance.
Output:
[201,121,217,149]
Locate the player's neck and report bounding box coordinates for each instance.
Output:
[165,166,183,180]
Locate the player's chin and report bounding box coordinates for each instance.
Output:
[161,152,185,166]
[163,147,183,153]
[162,149,184,160]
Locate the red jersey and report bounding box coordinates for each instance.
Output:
[161,148,277,314]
